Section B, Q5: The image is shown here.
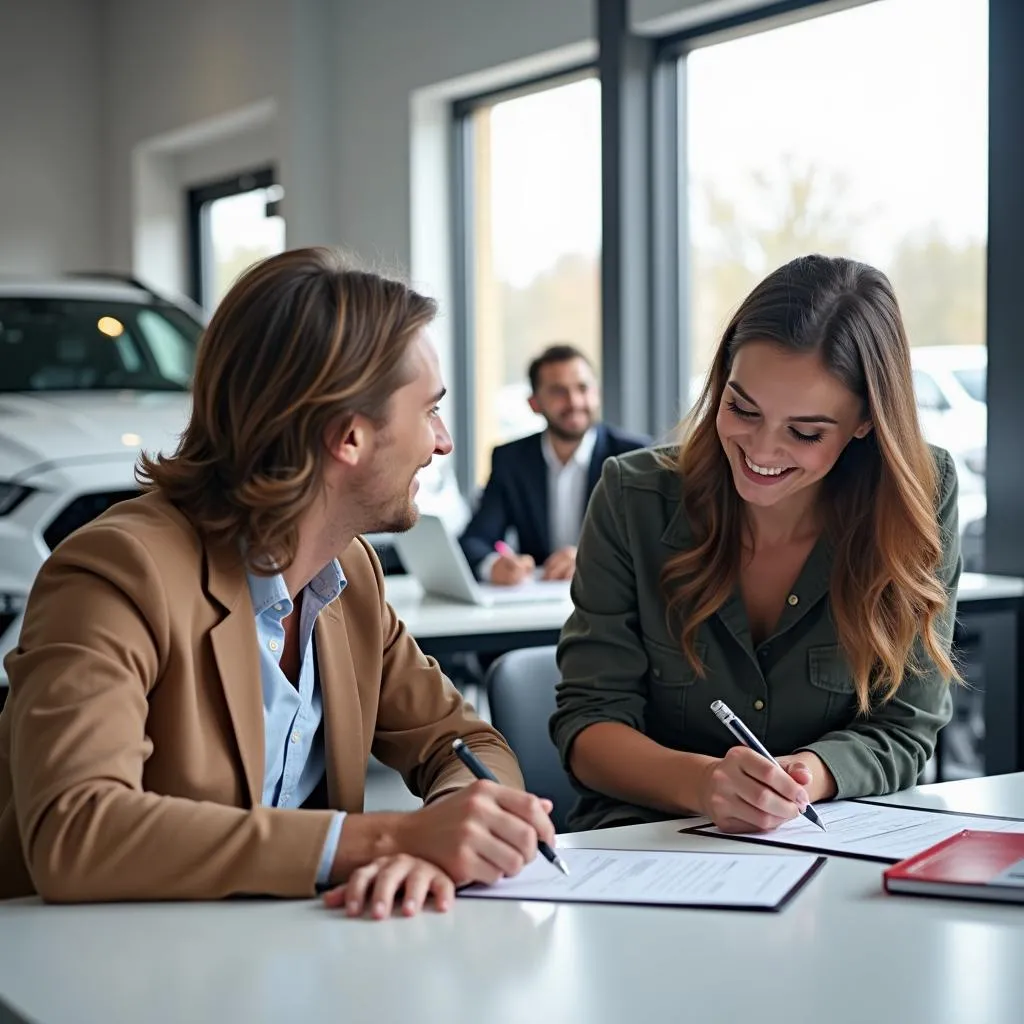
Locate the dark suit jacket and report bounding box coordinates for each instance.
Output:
[459,423,650,571]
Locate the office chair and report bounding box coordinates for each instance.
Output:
[484,645,577,833]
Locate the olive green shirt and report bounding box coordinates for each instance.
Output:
[550,445,960,832]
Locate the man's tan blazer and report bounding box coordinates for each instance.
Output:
[0,492,522,901]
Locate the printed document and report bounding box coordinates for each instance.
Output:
[689,800,1024,862]
[458,847,822,910]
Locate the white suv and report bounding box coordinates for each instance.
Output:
[910,345,987,478]
[0,276,203,680]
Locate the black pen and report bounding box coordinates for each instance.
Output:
[451,738,570,875]
[710,700,827,832]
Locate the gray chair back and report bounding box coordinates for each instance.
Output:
[485,645,577,833]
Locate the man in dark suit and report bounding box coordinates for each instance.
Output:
[460,344,649,585]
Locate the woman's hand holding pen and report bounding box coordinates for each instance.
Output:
[699,746,813,833]
[777,752,837,804]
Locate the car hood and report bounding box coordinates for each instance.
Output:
[0,391,191,478]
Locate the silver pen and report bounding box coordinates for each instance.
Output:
[710,700,827,832]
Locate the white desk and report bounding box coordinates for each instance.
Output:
[385,571,1020,652]
[952,574,1024,776]
[383,574,573,657]
[1,773,1022,1024]
[957,572,1024,603]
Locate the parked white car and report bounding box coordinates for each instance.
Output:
[910,345,988,569]
[910,344,987,478]
[0,276,203,678]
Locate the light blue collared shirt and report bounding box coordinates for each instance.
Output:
[247,560,346,889]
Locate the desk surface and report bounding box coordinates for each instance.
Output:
[2,773,1022,1024]
[384,574,574,640]
[956,571,1024,602]
[385,570,1021,642]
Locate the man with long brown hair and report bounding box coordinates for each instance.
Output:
[0,247,555,917]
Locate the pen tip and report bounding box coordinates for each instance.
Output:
[556,857,570,876]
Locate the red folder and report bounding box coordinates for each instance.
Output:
[883,829,1024,904]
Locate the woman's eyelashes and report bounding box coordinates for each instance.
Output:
[790,427,824,444]
[725,399,757,420]
[725,399,824,445]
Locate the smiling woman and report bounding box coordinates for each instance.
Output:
[551,254,962,837]
[715,348,867,495]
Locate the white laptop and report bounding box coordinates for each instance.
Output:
[392,514,572,607]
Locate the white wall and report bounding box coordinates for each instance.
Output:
[177,122,278,190]
[100,0,291,274]
[0,0,103,273]
[100,0,342,289]
[3,0,770,278]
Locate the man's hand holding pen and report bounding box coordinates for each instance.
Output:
[325,779,557,919]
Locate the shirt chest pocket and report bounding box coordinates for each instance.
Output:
[645,637,707,728]
[807,644,858,728]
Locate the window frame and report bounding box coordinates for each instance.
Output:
[450,66,598,495]
[651,0,876,412]
[186,166,278,310]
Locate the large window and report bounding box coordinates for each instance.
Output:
[187,168,286,313]
[460,75,602,486]
[682,0,988,498]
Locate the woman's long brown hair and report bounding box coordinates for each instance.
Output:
[661,255,958,712]
[137,247,436,573]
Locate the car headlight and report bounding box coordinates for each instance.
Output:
[964,449,986,477]
[0,482,33,516]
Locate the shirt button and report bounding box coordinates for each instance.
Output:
[274,603,284,612]
[754,699,765,711]
[268,640,279,652]
[787,594,799,606]
[290,731,300,744]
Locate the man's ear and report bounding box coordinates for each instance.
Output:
[853,419,873,439]
[324,413,368,468]
[527,394,541,415]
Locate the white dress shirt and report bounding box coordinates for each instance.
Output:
[542,427,597,554]
[476,428,597,580]
[248,561,346,889]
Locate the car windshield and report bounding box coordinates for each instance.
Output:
[0,297,201,393]
[952,366,986,404]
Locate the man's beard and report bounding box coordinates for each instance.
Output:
[547,415,592,443]
[369,464,422,535]
[350,455,421,536]
[374,492,419,535]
